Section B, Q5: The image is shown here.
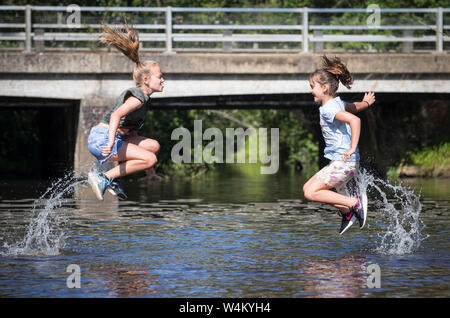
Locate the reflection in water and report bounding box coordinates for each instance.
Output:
[395,177,450,199]
[301,255,366,298]
[99,266,158,297]
[74,187,120,223]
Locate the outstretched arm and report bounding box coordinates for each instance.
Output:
[345,92,375,113]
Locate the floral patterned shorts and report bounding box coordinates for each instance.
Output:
[316,160,359,189]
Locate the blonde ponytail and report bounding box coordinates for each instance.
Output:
[100,19,140,65]
[100,19,159,87]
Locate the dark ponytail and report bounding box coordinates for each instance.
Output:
[310,55,353,95]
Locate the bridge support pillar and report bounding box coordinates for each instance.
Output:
[74,98,114,174]
[74,98,117,200]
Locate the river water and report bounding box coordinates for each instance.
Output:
[0,165,448,298]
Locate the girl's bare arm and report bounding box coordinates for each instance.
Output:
[345,92,375,113]
[334,110,361,161]
[100,95,142,157]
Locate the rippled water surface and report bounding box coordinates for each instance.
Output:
[0,169,449,297]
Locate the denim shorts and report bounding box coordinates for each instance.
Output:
[87,126,125,164]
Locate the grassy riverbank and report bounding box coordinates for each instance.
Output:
[388,142,450,179]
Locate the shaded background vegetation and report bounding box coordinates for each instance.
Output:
[141,107,318,179]
[1,0,449,51]
[3,0,449,8]
[0,1,449,179]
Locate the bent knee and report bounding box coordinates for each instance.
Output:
[144,152,157,168]
[303,185,315,201]
[152,140,160,153]
[143,139,160,154]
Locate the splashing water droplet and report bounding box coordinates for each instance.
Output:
[357,169,427,255]
[1,171,87,257]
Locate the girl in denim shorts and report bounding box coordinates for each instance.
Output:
[87,22,163,201]
[302,56,375,235]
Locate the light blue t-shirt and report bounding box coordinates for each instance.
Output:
[319,96,360,162]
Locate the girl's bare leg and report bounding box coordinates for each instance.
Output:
[334,187,351,213]
[103,142,157,180]
[123,134,160,177]
[303,174,357,210]
[334,204,350,213]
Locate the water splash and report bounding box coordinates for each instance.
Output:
[1,171,87,257]
[350,169,427,255]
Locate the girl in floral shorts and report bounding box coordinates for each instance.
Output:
[302,56,375,235]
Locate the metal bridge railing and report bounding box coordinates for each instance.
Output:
[0,6,448,53]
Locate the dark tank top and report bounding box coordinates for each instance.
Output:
[101,87,150,130]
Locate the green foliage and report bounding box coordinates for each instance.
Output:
[139,108,317,178]
[138,108,210,178]
[4,0,448,8]
[408,142,450,168]
[1,0,448,51]
[389,141,450,178]
[2,0,448,8]
[221,109,318,169]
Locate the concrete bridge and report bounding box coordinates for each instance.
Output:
[0,51,449,175]
[1,52,450,100]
